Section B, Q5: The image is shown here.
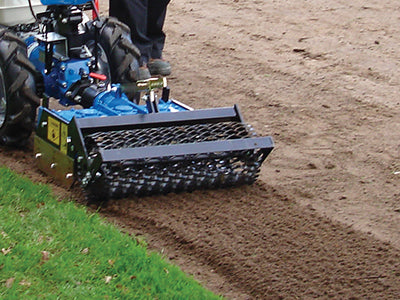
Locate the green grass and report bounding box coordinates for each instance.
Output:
[0,167,220,299]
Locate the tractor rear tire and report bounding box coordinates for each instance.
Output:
[0,27,39,147]
[87,17,141,100]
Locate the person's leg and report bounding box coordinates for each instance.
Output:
[147,0,170,59]
[109,0,152,64]
[147,0,171,75]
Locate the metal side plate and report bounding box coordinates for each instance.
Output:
[34,135,75,188]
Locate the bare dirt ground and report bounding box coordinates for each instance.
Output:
[1,0,400,298]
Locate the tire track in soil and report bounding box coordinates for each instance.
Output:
[100,184,400,299]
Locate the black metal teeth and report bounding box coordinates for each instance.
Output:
[86,121,256,150]
[84,121,267,199]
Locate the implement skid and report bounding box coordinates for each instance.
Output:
[34,135,74,187]
[34,109,75,188]
[34,105,274,199]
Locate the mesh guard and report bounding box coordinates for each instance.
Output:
[82,121,273,199]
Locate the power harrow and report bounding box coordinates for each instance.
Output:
[0,0,274,200]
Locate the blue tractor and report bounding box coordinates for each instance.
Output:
[0,0,273,200]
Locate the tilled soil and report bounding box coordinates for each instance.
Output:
[2,0,400,298]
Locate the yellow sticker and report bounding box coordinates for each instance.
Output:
[47,117,60,146]
[60,123,68,154]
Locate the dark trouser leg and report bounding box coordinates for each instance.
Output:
[147,0,170,60]
[109,0,152,64]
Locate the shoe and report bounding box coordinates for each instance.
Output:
[147,59,171,76]
[137,66,151,80]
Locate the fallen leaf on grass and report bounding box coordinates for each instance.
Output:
[104,276,113,284]
[19,279,31,287]
[41,251,50,262]
[1,247,12,255]
[5,277,15,288]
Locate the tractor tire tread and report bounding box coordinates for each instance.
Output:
[0,28,37,147]
[88,17,140,98]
